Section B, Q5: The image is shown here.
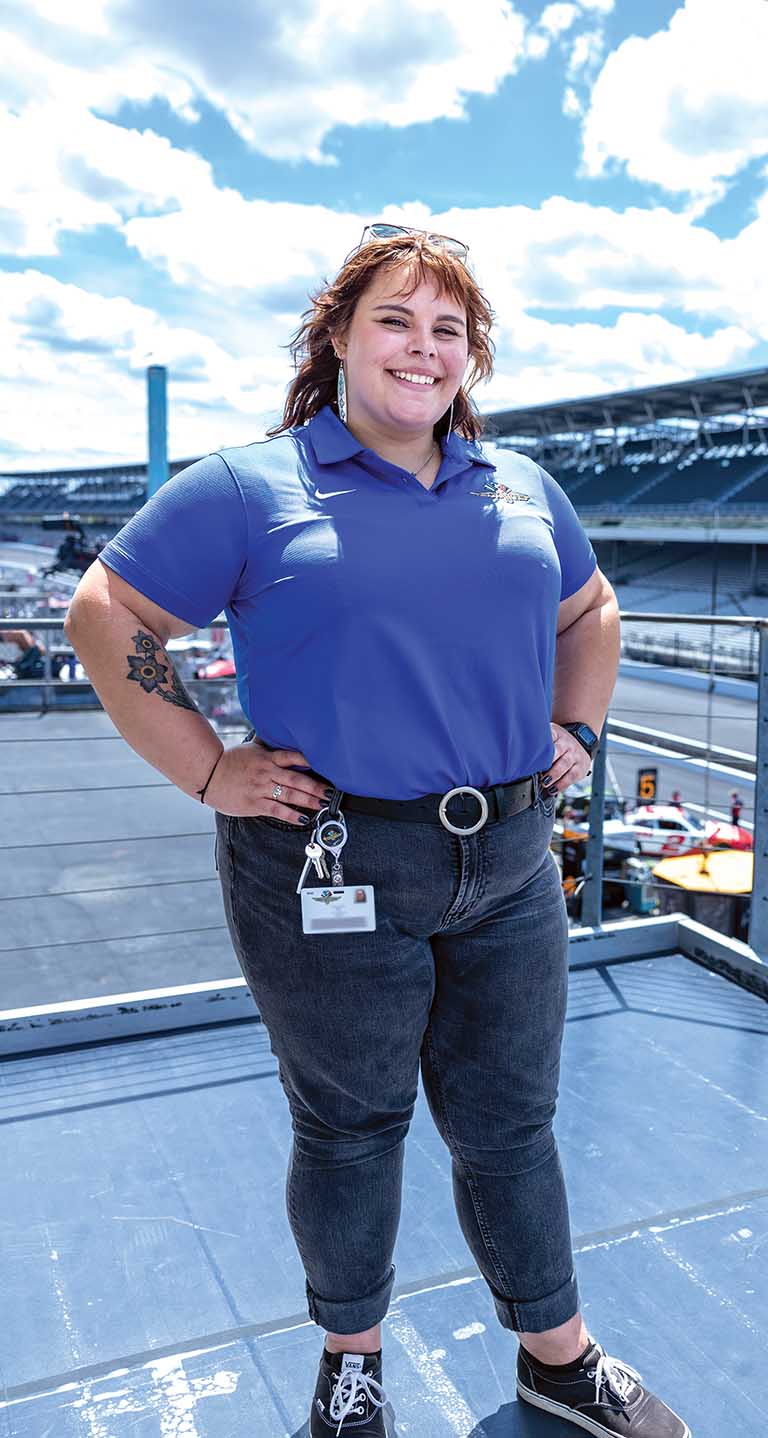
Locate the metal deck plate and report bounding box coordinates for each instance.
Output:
[2,953,766,1436]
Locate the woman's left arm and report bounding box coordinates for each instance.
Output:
[546,567,621,792]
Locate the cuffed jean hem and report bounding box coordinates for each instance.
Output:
[488,1268,580,1335]
[305,1263,397,1334]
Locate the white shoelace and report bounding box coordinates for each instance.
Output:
[330,1366,386,1434]
[587,1343,644,1407]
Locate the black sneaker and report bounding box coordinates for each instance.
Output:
[516,1334,692,1437]
[310,1347,388,1435]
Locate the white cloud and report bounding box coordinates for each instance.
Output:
[562,86,583,118]
[567,29,604,77]
[0,102,217,256]
[2,0,530,167]
[119,182,768,336]
[1,179,763,466]
[0,0,766,466]
[581,0,768,205]
[124,197,358,293]
[0,22,196,138]
[524,31,551,60]
[539,4,579,37]
[483,311,753,411]
[21,0,110,31]
[0,271,291,467]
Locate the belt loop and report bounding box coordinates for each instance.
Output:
[491,783,505,823]
[327,787,345,819]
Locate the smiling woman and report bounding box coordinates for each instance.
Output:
[64,222,665,1437]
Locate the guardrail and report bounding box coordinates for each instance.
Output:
[606,717,754,772]
[582,508,768,525]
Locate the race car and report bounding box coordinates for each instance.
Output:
[580,803,753,857]
[195,654,235,680]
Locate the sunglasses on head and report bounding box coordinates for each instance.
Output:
[355,221,469,262]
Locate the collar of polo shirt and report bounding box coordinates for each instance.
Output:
[308,404,495,475]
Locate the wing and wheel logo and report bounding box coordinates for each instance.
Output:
[469,479,534,505]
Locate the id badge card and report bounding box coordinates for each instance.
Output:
[300,884,376,935]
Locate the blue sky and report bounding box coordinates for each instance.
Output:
[1,0,767,467]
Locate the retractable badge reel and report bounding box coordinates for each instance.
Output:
[296,787,376,934]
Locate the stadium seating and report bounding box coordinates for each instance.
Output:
[553,464,653,506]
[727,471,768,509]
[642,453,768,507]
[593,539,750,594]
[534,444,768,515]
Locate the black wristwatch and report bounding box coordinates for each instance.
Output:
[562,721,600,757]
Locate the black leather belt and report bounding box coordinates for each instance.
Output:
[249,732,537,834]
[331,777,536,833]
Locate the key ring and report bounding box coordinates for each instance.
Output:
[314,804,348,888]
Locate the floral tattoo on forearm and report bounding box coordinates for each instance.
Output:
[126,629,198,711]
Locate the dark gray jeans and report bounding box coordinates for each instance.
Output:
[214,772,580,1337]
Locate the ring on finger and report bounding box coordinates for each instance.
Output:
[272,782,284,799]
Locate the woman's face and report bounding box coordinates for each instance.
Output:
[335,264,470,438]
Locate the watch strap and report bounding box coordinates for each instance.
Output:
[562,721,599,756]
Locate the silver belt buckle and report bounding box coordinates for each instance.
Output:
[438,785,489,836]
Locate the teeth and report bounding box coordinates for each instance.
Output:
[391,371,436,386]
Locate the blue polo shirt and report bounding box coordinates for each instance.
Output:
[98,404,596,799]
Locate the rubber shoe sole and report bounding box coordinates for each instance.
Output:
[516,1339,692,1438]
[516,1377,692,1438]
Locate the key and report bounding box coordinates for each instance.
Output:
[309,842,330,880]
[296,841,328,894]
[296,848,313,895]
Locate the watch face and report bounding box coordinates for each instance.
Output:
[569,723,597,752]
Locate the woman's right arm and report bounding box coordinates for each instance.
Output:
[63,560,328,820]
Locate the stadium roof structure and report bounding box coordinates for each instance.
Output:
[486,365,768,439]
[0,458,196,483]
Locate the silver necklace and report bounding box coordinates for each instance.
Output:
[412,442,437,478]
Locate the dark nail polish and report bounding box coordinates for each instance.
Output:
[323,786,335,799]
[298,814,311,825]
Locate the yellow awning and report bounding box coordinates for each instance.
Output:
[652,849,753,894]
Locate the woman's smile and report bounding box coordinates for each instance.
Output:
[387,368,441,389]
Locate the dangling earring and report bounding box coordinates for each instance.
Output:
[446,397,454,434]
[337,360,347,424]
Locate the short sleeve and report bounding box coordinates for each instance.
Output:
[97,453,247,627]
[538,464,597,601]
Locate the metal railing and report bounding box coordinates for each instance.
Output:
[583,508,768,526]
[1,609,766,962]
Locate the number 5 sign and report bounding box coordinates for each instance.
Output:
[637,767,658,803]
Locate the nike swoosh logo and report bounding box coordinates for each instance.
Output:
[315,488,357,499]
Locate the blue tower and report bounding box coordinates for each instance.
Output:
[146,365,169,497]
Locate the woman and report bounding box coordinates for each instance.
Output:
[65,224,690,1438]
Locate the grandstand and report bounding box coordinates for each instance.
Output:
[0,459,195,545]
[490,364,768,521]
